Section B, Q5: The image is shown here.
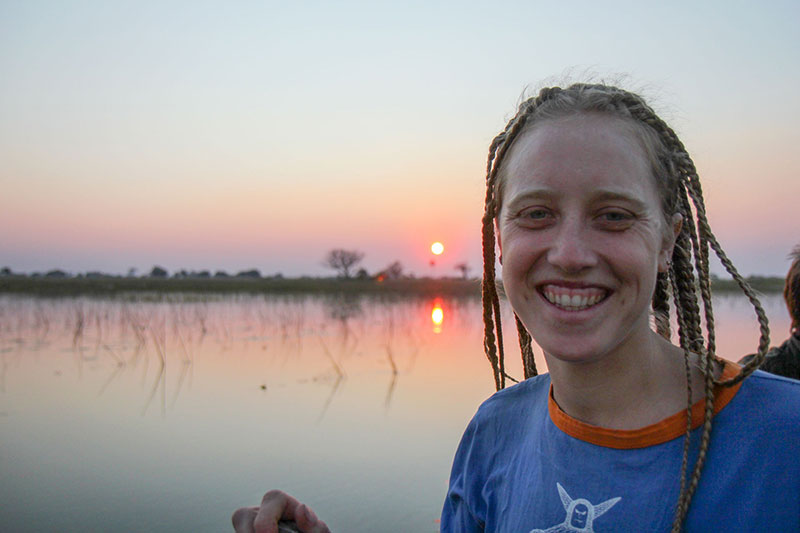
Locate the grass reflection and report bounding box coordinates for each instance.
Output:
[1,293,481,419]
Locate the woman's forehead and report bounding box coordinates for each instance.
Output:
[504,114,652,188]
[514,113,642,158]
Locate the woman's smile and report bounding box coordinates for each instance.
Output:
[539,283,609,312]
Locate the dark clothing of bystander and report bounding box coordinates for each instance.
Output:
[740,332,800,380]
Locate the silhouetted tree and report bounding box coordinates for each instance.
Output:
[454,262,471,280]
[236,269,261,279]
[323,249,364,279]
[381,261,404,280]
[149,266,168,278]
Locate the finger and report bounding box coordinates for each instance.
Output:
[294,503,332,533]
[231,506,259,533]
[253,490,302,533]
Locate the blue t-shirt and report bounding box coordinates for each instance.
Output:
[441,369,800,532]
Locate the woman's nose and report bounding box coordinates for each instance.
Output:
[546,219,598,273]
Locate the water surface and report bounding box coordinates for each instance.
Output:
[0,293,790,532]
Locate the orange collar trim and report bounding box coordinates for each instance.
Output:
[548,361,742,449]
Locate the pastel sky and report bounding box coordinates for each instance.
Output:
[1,0,798,277]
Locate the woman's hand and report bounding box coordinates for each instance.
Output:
[232,490,331,533]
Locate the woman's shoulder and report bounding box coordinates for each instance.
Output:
[743,368,800,394]
[473,374,552,423]
[727,369,800,424]
[457,374,553,454]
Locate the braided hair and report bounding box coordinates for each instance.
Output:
[480,83,771,531]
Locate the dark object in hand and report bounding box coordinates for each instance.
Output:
[278,521,302,533]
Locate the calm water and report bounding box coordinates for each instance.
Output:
[0,292,790,532]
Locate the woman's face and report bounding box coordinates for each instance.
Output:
[497,113,677,365]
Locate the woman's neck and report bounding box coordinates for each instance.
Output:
[545,332,705,430]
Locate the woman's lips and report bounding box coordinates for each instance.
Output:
[540,283,609,311]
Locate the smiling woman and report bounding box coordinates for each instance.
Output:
[450,83,800,532]
[232,83,800,533]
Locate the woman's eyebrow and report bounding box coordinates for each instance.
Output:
[505,189,650,210]
[591,190,649,210]
[504,188,556,206]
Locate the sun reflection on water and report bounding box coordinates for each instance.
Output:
[431,298,444,333]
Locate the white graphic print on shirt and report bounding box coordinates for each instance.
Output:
[529,483,621,533]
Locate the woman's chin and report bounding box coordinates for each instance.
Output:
[538,337,619,366]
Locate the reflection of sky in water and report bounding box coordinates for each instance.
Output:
[0,293,790,532]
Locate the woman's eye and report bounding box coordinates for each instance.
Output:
[526,209,549,220]
[515,208,554,228]
[597,210,635,228]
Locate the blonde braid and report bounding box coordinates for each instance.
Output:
[672,347,695,532]
[673,234,704,353]
[684,183,771,385]
[661,148,713,533]
[685,181,717,358]
[649,116,719,357]
[652,272,671,338]
[515,313,537,379]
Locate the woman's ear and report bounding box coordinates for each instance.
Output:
[658,213,683,272]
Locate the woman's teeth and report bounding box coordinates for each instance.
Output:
[542,286,607,311]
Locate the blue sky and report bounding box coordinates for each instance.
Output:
[1,0,798,276]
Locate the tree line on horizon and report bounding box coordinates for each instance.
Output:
[0,248,475,282]
[322,249,472,280]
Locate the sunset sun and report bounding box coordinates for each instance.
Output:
[431,242,444,255]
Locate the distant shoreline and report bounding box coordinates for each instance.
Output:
[0,275,482,298]
[0,275,784,298]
